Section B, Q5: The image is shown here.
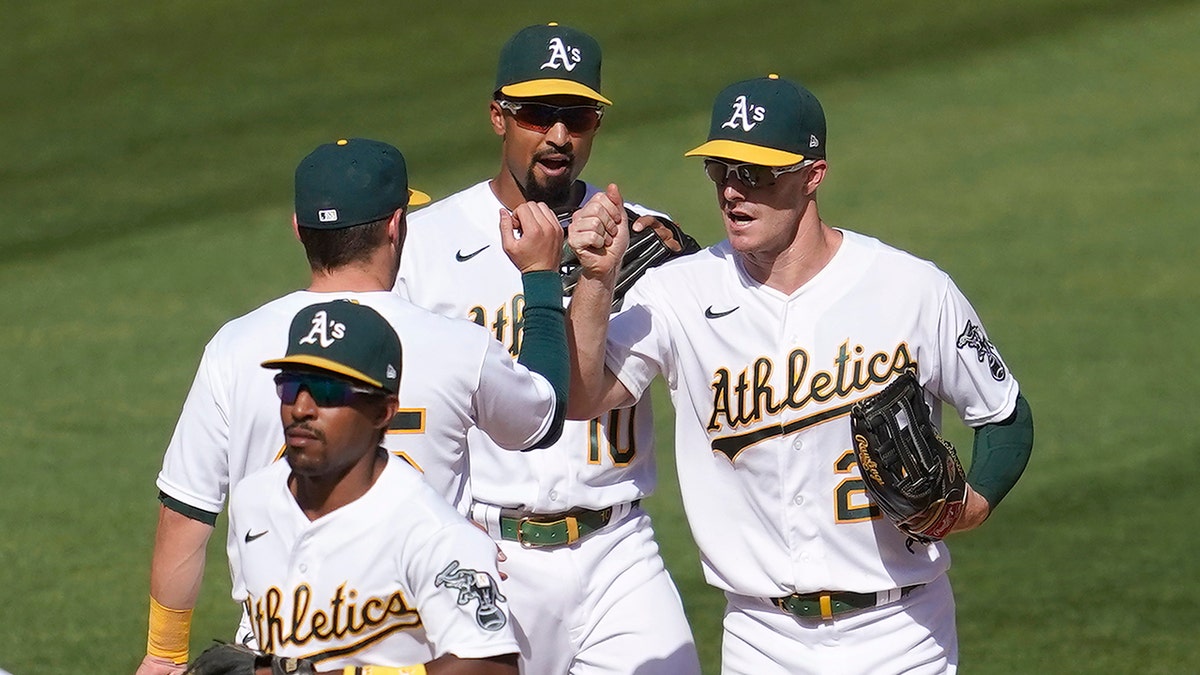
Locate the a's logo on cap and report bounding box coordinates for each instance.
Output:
[721,95,766,132]
[299,310,346,349]
[386,364,397,380]
[540,36,581,71]
[810,134,819,148]
[318,209,338,223]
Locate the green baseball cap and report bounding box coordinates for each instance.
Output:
[686,74,826,167]
[495,23,612,106]
[262,300,402,393]
[294,138,431,230]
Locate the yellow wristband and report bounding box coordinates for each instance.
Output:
[342,666,427,675]
[146,596,192,663]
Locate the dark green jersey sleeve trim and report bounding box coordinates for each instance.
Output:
[158,490,219,526]
[518,269,568,449]
[967,393,1034,507]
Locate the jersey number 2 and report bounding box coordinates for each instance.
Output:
[834,449,881,523]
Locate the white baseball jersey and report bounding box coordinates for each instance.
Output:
[398,180,663,512]
[157,289,557,521]
[398,180,700,674]
[604,229,1020,598]
[228,453,518,668]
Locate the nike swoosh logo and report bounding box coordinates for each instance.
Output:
[244,530,269,543]
[705,306,740,319]
[455,245,490,262]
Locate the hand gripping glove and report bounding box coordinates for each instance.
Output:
[560,207,700,310]
[850,368,967,544]
[185,642,316,675]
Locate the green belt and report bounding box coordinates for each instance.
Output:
[772,585,922,620]
[498,501,639,548]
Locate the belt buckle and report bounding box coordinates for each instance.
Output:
[775,592,836,620]
[515,516,541,548]
[515,515,578,548]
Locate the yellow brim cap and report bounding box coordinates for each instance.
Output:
[260,354,384,390]
[409,188,431,207]
[684,139,807,167]
[500,79,613,106]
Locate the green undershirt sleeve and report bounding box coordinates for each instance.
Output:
[517,270,568,449]
[967,393,1034,508]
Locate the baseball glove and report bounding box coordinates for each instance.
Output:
[850,368,967,545]
[185,642,316,675]
[560,207,700,309]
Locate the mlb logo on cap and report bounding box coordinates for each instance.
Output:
[318,209,338,222]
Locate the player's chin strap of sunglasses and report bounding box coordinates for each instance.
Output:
[771,584,923,621]
[470,500,640,548]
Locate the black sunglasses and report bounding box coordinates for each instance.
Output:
[497,99,604,134]
[274,372,385,407]
[703,158,814,189]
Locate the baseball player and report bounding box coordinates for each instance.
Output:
[226,299,518,673]
[137,138,568,674]
[396,23,701,675]
[565,75,1034,674]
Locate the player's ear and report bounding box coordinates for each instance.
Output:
[803,160,828,196]
[292,213,302,241]
[376,395,400,430]
[389,208,407,250]
[489,100,506,137]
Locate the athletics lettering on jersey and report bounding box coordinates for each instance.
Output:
[956,319,1007,381]
[244,583,421,656]
[299,310,347,348]
[706,341,915,460]
[435,561,507,631]
[467,295,526,357]
[540,37,581,71]
[721,95,766,132]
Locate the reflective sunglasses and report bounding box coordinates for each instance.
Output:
[703,158,815,189]
[274,372,385,407]
[497,99,604,134]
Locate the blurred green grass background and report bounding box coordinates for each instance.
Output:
[2,1,1197,673]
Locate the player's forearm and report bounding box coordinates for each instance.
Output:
[149,504,214,606]
[950,484,991,533]
[144,503,215,664]
[566,274,618,420]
